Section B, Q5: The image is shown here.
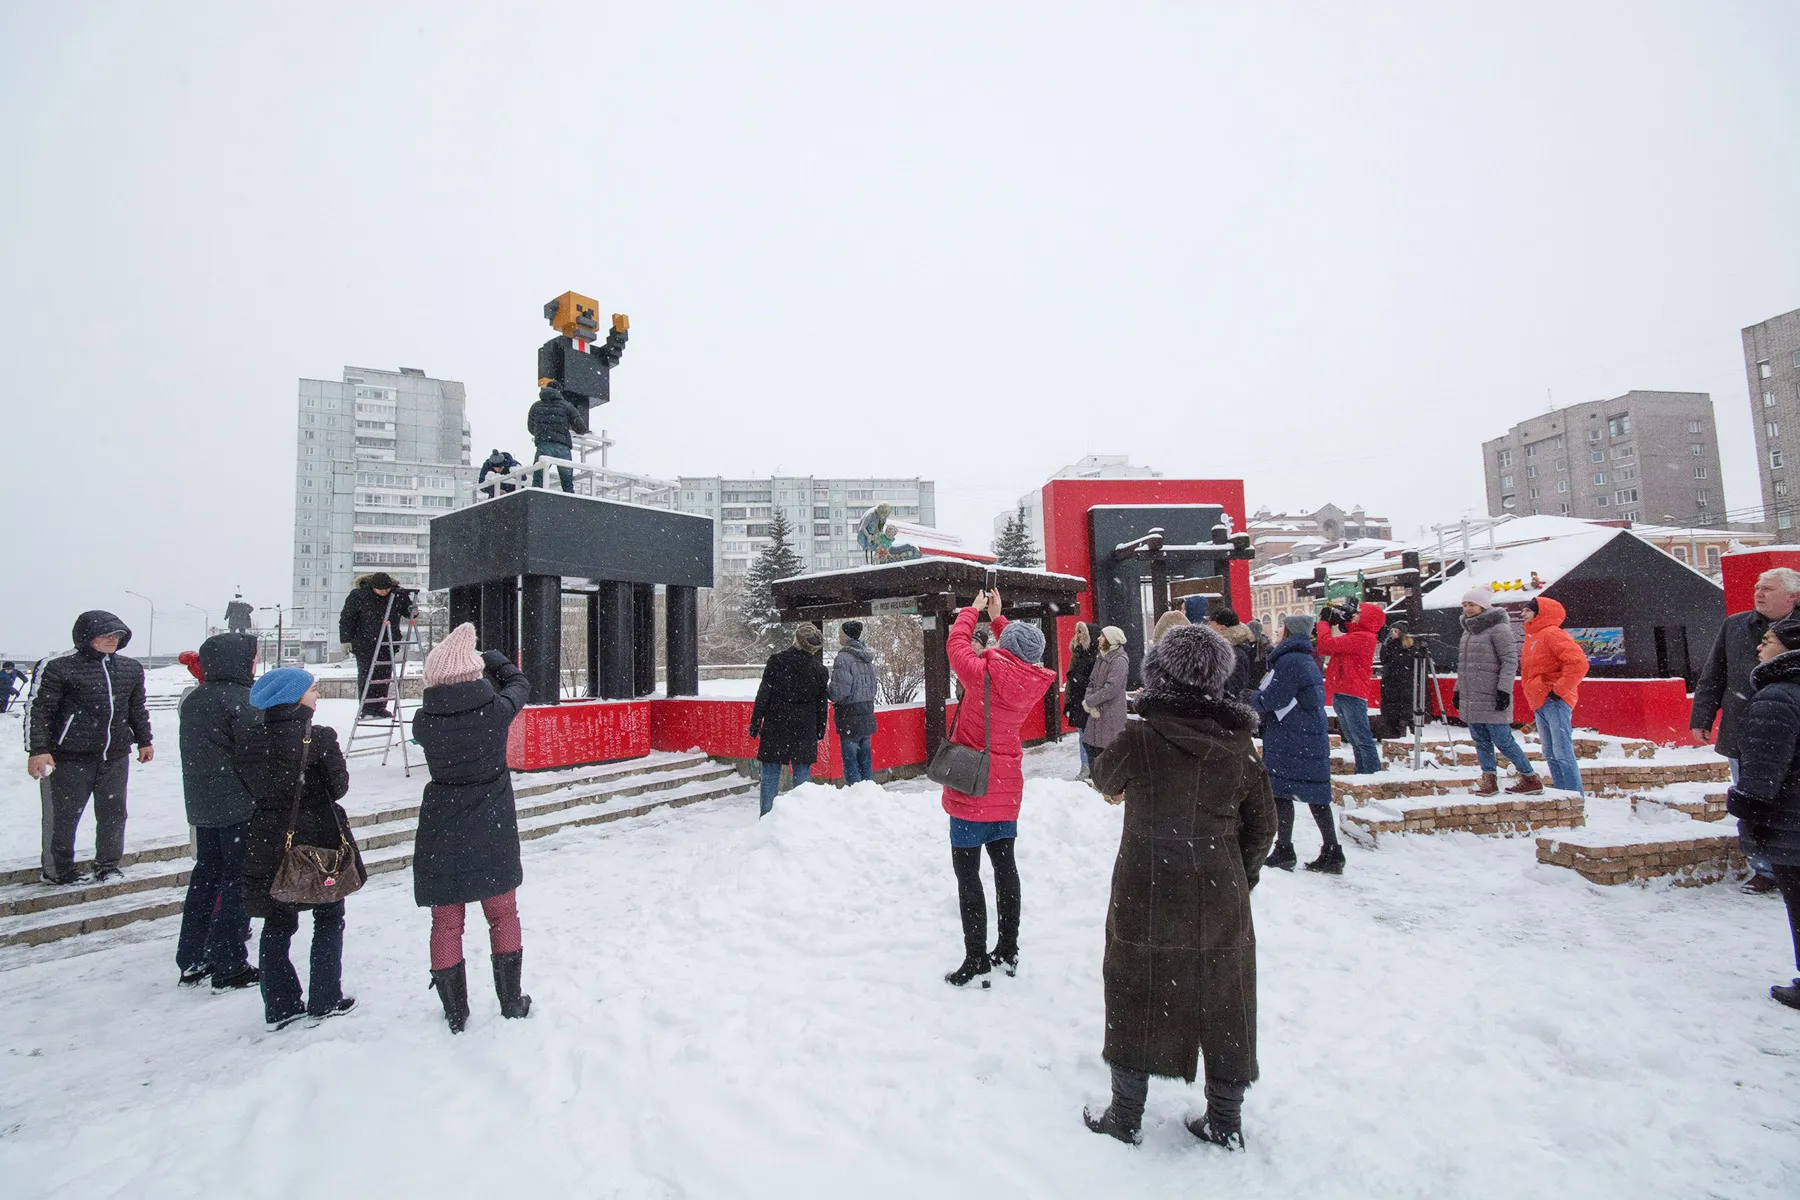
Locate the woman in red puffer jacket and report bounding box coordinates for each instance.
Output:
[941,588,1056,989]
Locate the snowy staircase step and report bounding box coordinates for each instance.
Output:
[0,753,751,948]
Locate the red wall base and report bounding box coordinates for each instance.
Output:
[505,700,653,771]
[1426,676,1692,745]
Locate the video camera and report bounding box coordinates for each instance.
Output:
[1318,599,1357,629]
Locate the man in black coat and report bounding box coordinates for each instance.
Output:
[337,573,414,718]
[175,633,261,989]
[526,387,587,492]
[1692,567,1800,892]
[749,624,829,817]
[25,610,154,884]
[478,448,522,496]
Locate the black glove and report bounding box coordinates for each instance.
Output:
[1451,689,1460,709]
[748,724,760,740]
[1495,690,1510,710]
[481,649,512,672]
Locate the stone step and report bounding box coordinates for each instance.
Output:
[0,755,732,919]
[0,750,716,889]
[1344,793,1585,844]
[0,769,752,948]
[1331,758,1729,808]
[1536,826,1747,886]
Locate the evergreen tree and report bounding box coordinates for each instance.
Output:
[992,507,1042,568]
[740,509,808,643]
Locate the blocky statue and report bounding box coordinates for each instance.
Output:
[537,291,629,426]
[856,504,920,564]
[224,593,253,634]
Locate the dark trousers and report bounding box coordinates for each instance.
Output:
[40,754,128,877]
[259,902,345,1022]
[839,734,873,784]
[1107,1064,1249,1131]
[1274,796,1339,849]
[533,440,574,492]
[951,839,1020,957]
[176,822,251,973]
[1775,864,1800,975]
[353,649,394,713]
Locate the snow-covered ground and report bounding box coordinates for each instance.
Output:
[2,736,1797,1198]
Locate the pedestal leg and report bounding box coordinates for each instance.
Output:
[478,578,518,660]
[633,583,657,698]
[665,585,699,697]
[520,574,562,705]
[585,592,601,698]
[597,581,634,700]
[449,585,479,632]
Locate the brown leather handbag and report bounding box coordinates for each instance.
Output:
[269,728,366,906]
[925,673,992,796]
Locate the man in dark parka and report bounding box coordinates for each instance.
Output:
[749,624,829,817]
[1086,623,1277,1150]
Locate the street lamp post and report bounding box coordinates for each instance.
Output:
[124,589,156,664]
[184,603,209,639]
[258,605,285,666]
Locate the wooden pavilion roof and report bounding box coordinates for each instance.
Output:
[771,560,1087,623]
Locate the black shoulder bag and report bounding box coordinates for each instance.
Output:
[926,672,992,796]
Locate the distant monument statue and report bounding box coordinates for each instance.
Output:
[224,592,254,634]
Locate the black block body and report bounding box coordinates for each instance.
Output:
[538,336,611,408]
[428,490,715,591]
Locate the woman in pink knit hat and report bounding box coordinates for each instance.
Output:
[411,622,533,1032]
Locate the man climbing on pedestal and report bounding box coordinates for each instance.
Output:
[526,387,585,493]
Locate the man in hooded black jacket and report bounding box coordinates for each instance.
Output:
[338,574,414,717]
[26,611,154,884]
[526,387,586,492]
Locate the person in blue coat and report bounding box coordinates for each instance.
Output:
[1250,614,1343,874]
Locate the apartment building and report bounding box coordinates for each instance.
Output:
[1745,307,1800,541]
[676,476,936,576]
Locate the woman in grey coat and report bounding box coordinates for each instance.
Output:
[1081,626,1131,764]
[1454,588,1542,796]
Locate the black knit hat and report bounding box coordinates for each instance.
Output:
[1771,620,1800,653]
[842,620,864,640]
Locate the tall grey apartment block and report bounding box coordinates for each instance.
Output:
[674,476,937,577]
[1481,391,1723,526]
[290,367,474,661]
[1745,308,1800,542]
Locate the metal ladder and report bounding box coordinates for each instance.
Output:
[344,600,419,777]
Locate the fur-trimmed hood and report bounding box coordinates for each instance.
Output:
[1752,649,1800,692]
[1137,689,1260,756]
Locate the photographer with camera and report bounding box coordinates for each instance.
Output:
[337,573,414,719]
[1313,599,1385,774]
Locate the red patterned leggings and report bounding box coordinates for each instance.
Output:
[430,890,522,971]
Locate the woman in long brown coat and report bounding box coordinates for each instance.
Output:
[1085,623,1277,1149]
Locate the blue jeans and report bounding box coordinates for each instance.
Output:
[1333,694,1381,773]
[759,761,811,816]
[839,735,873,785]
[1533,698,1583,793]
[533,440,573,492]
[176,821,251,973]
[259,902,345,1022]
[1468,722,1535,777]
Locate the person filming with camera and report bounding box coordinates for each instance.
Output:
[1313,598,1385,774]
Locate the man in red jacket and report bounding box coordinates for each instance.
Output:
[1315,601,1386,774]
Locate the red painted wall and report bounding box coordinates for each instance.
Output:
[1426,676,1691,744]
[1721,549,1800,616]
[506,700,653,771]
[1037,477,1249,691]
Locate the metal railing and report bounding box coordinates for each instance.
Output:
[470,455,679,508]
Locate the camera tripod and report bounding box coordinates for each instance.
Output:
[1405,637,1462,772]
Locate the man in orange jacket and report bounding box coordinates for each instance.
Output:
[1521,597,1590,793]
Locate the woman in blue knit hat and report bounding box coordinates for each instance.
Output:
[237,667,363,1031]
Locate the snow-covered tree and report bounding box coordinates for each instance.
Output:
[740,510,808,644]
[992,507,1042,568]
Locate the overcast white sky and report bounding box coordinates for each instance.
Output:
[3,2,1797,655]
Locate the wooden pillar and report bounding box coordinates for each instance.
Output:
[1150,555,1171,618]
[585,591,601,697]
[519,574,562,705]
[665,585,700,697]
[478,577,518,660]
[923,594,953,758]
[448,584,479,632]
[596,580,634,700]
[1039,605,1062,741]
[632,583,657,697]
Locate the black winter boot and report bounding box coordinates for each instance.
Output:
[493,949,532,1019]
[1186,1078,1248,1150]
[944,952,992,988]
[1773,979,1800,1011]
[1304,845,1346,875]
[1083,1064,1148,1145]
[1265,842,1297,872]
[431,961,470,1033]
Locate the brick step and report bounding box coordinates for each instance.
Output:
[0,750,716,889]
[0,770,751,948]
[1331,759,1729,808]
[1344,793,1586,843]
[1536,826,1747,886]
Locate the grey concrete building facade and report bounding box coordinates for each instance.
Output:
[1745,307,1800,542]
[1481,391,1723,527]
[676,476,936,577]
[290,367,475,662]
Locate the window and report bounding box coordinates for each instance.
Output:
[1687,420,1703,434]
[1556,460,1567,472]
[1696,490,1711,506]
[1690,444,1703,456]
[1773,450,1785,469]
[1612,446,1634,460]
[1559,503,1571,514]
[1553,436,1565,449]
[1608,415,1631,437]
[1526,444,1538,459]
[1761,360,1773,379]
[1557,479,1569,493]
[1500,474,1514,489]
[1596,495,1610,507]
[1588,430,1602,443]
[814,506,830,519]
[1593,472,1606,486]
[1708,546,1722,569]
[1497,449,1514,468]
[1528,487,1541,500]
[1767,392,1778,408]
[1526,465,1538,478]
[1777,481,1790,498]
[1671,546,1688,563]
[1616,466,1636,481]
[1782,513,1794,531]
[1614,489,1638,504]
[1770,422,1782,438]
[1589,451,1604,464]
[1622,511,1639,522]
[746,524,772,537]
[1694,465,1708,479]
